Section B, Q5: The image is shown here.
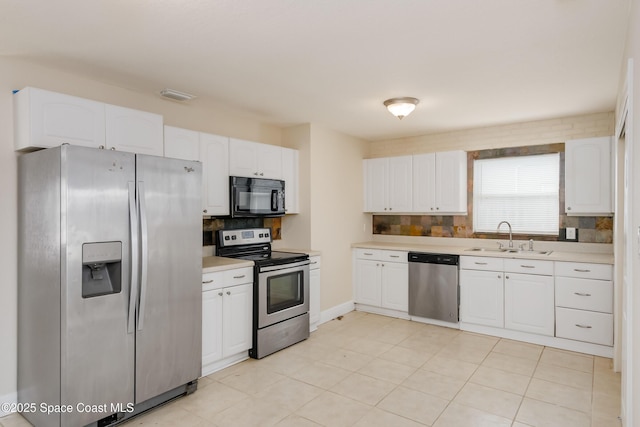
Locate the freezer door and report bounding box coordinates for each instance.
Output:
[135,154,202,404]
[62,146,136,426]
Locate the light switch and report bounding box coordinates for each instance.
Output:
[566,227,576,239]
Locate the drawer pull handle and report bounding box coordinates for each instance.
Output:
[520,265,535,268]
[475,262,488,265]
[311,261,318,264]
[203,279,214,284]
[574,292,592,297]
[575,324,593,329]
[389,255,400,258]
[574,269,591,273]
[364,252,374,256]
[233,275,246,279]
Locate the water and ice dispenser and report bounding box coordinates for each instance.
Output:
[82,242,122,298]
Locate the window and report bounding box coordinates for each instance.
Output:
[473,153,560,235]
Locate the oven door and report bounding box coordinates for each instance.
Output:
[258,260,310,328]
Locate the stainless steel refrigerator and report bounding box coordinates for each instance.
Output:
[18,145,202,427]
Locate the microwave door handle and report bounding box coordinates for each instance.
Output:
[271,189,278,211]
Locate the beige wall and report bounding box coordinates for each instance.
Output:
[368,112,615,157]
[0,57,284,405]
[308,125,370,311]
[618,0,640,423]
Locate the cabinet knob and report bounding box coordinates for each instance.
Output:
[218,292,223,296]
[389,207,393,211]
[567,206,572,211]
[505,275,510,279]
[226,291,231,295]
[260,173,264,176]
[254,172,259,176]
[203,209,208,213]
[498,275,502,279]
[436,207,440,210]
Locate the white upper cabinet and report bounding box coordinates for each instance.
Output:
[364,156,413,213]
[164,125,200,161]
[14,87,106,151]
[105,104,164,156]
[565,136,613,215]
[229,138,282,179]
[413,151,467,214]
[281,147,299,214]
[200,133,230,216]
[13,87,164,156]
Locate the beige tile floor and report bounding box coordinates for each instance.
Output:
[1,311,622,427]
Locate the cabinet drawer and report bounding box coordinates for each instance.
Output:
[460,256,504,271]
[556,307,613,346]
[226,267,253,286]
[355,248,382,259]
[380,250,407,263]
[504,259,553,276]
[555,262,613,280]
[202,271,225,291]
[555,277,613,313]
[309,256,321,270]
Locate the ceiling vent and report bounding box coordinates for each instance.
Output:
[159,88,196,102]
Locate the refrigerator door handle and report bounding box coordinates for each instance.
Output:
[127,182,139,334]
[137,181,149,331]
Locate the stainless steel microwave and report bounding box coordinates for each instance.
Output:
[230,176,286,217]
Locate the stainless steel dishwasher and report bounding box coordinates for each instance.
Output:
[408,252,460,323]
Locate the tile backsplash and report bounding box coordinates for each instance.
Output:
[202,217,282,247]
[373,143,613,244]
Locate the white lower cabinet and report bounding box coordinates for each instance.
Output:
[460,256,505,328]
[202,267,253,376]
[555,261,613,346]
[309,256,321,331]
[354,249,408,314]
[504,272,555,336]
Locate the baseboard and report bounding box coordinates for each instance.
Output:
[0,390,17,418]
[319,300,355,325]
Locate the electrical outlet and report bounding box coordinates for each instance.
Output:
[566,227,576,240]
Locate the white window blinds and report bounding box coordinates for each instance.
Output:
[473,153,560,235]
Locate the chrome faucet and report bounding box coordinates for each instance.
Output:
[497,221,513,248]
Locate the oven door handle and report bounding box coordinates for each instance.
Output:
[260,259,310,273]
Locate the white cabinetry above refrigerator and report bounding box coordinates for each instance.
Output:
[14,87,164,156]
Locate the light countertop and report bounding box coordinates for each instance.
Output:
[202,256,254,274]
[275,248,322,257]
[352,241,614,265]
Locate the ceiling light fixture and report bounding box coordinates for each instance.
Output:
[159,88,196,102]
[383,97,419,120]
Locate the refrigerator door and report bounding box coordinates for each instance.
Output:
[62,146,136,426]
[134,154,202,404]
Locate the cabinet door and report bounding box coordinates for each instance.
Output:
[381,262,408,312]
[460,270,504,327]
[201,133,230,216]
[565,137,613,215]
[310,266,321,329]
[202,289,223,366]
[412,153,436,212]
[387,156,413,212]
[504,273,554,336]
[281,147,299,213]
[164,126,200,160]
[105,104,164,156]
[355,259,381,306]
[257,144,283,179]
[229,138,259,177]
[14,87,106,150]
[222,284,253,358]
[364,158,387,212]
[435,150,467,213]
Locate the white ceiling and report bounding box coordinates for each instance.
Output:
[0,0,631,141]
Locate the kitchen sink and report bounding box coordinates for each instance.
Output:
[465,247,553,255]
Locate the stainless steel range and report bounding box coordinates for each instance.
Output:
[216,228,310,359]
